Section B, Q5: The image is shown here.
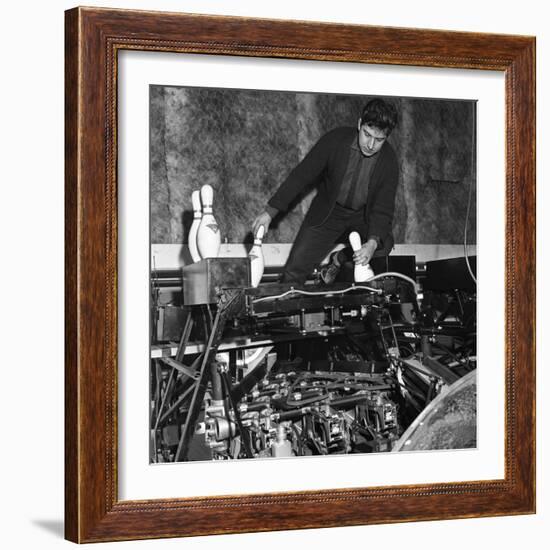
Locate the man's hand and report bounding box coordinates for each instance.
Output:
[252,211,272,238]
[353,238,377,266]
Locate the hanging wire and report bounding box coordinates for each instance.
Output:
[464,102,477,285]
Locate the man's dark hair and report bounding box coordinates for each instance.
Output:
[360,98,398,136]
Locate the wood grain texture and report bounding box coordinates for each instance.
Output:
[64,6,536,543]
[64,7,79,543]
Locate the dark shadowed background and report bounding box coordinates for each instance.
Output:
[150,86,476,245]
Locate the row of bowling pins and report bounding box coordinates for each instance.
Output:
[188,186,373,285]
[188,185,266,287]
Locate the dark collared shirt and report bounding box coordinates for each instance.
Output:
[336,138,378,210]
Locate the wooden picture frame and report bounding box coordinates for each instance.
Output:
[65,6,536,543]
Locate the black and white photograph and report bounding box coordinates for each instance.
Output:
[3,0,544,547]
[149,86,477,463]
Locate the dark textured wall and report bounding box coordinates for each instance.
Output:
[150,86,476,245]
[393,99,476,244]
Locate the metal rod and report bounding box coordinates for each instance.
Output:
[220,369,254,458]
[205,303,214,330]
[174,290,244,462]
[162,357,199,380]
[158,382,195,426]
[154,367,176,430]
[175,308,194,363]
[175,307,225,462]
[152,359,162,423]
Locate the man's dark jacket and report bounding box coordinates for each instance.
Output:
[267,127,399,245]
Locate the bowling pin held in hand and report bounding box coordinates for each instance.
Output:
[197,184,221,258]
[249,225,265,287]
[349,232,375,282]
[188,190,202,263]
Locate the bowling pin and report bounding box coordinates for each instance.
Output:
[197,184,221,258]
[249,225,265,287]
[349,232,375,282]
[188,190,202,263]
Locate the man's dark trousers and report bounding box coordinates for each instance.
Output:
[281,203,368,284]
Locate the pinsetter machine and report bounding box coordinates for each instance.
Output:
[150,255,477,462]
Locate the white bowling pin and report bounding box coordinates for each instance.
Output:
[349,232,375,282]
[188,190,202,263]
[197,184,221,258]
[249,225,265,287]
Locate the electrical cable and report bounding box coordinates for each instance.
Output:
[252,272,419,305]
[252,284,382,304]
[464,102,477,285]
[363,272,419,293]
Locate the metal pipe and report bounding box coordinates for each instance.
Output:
[210,361,224,401]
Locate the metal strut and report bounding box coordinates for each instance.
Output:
[174,290,245,462]
[219,368,254,458]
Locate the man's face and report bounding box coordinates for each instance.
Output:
[357,120,388,157]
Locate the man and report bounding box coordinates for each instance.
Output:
[252,98,399,284]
